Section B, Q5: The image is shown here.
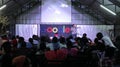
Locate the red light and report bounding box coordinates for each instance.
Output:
[47,27,52,33]
[65,27,70,33]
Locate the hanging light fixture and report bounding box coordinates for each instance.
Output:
[100,5,116,15]
[0,5,6,10]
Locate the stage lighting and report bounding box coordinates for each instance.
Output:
[0,5,6,10]
[100,5,116,15]
[61,3,68,7]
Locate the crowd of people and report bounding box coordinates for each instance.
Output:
[0,32,119,67]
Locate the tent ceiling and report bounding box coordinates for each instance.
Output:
[97,0,120,24]
[0,0,120,24]
[72,0,120,24]
[0,0,41,17]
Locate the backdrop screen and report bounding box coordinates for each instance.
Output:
[40,24,72,37]
[41,0,71,23]
[16,24,114,42]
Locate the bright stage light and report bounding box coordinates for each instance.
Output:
[0,5,6,10]
[100,5,116,15]
[61,3,68,7]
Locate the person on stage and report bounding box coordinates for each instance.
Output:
[71,24,77,39]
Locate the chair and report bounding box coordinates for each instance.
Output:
[12,55,27,67]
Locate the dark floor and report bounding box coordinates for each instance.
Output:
[114,65,120,67]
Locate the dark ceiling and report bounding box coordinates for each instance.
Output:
[0,0,41,18]
[0,0,120,24]
[72,0,120,24]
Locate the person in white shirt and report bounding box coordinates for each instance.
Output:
[102,36,116,48]
[95,32,116,48]
[96,32,116,58]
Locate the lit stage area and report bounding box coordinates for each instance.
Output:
[15,0,114,42]
[16,24,114,42]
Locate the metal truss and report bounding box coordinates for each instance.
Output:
[12,0,41,18]
[72,0,111,24]
[0,0,41,18]
[0,0,11,6]
[97,0,120,17]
